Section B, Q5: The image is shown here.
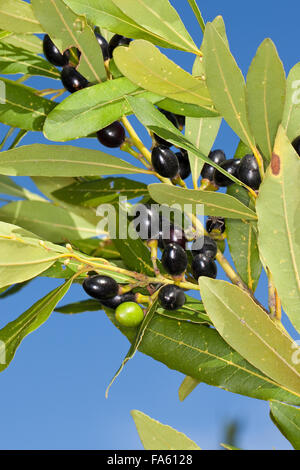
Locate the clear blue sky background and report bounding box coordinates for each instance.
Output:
[0,0,299,450]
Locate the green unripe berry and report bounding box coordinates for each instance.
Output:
[115,302,144,327]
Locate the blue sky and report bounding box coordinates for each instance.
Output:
[0,0,299,450]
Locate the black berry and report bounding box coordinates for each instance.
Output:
[60,66,89,93]
[201,149,226,181]
[191,236,217,259]
[151,146,179,178]
[158,285,186,311]
[83,275,119,300]
[133,204,161,240]
[237,154,261,190]
[108,34,131,58]
[213,158,241,187]
[192,254,217,280]
[162,242,188,276]
[161,224,187,249]
[97,121,125,148]
[100,292,136,310]
[43,34,70,67]
[176,149,191,180]
[95,32,109,61]
[292,136,300,156]
[206,217,226,235]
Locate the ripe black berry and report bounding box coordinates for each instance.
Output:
[237,154,261,190]
[206,217,226,235]
[201,149,226,181]
[158,285,186,311]
[292,136,300,156]
[176,149,191,180]
[43,34,70,67]
[151,146,179,178]
[60,66,89,93]
[108,34,131,58]
[83,275,119,300]
[154,109,179,147]
[161,224,187,249]
[133,204,161,240]
[213,158,241,187]
[95,32,109,61]
[191,236,217,259]
[97,121,126,148]
[192,254,217,280]
[162,242,188,276]
[100,292,136,310]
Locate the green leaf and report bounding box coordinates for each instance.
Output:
[226,185,262,291]
[158,296,210,325]
[220,443,242,450]
[106,299,158,398]
[0,200,99,242]
[282,63,300,142]
[199,278,300,396]
[203,22,255,150]
[186,55,222,187]
[1,33,42,54]
[148,184,257,220]
[0,175,45,201]
[111,0,198,53]
[69,238,121,259]
[256,126,300,334]
[0,31,12,41]
[63,0,197,52]
[31,176,75,201]
[185,16,227,187]
[127,96,245,187]
[0,144,146,177]
[156,97,211,118]
[114,40,216,113]
[53,177,148,207]
[0,78,56,131]
[0,278,73,373]
[44,77,161,141]
[186,0,205,32]
[0,221,67,288]
[0,42,60,79]
[246,39,286,163]
[106,311,300,405]
[31,0,106,83]
[0,0,44,34]
[55,299,100,314]
[270,401,300,450]
[31,176,110,234]
[178,376,200,402]
[131,410,201,450]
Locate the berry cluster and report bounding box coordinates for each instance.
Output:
[201,149,261,190]
[43,32,130,149]
[83,274,144,327]
[132,206,219,311]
